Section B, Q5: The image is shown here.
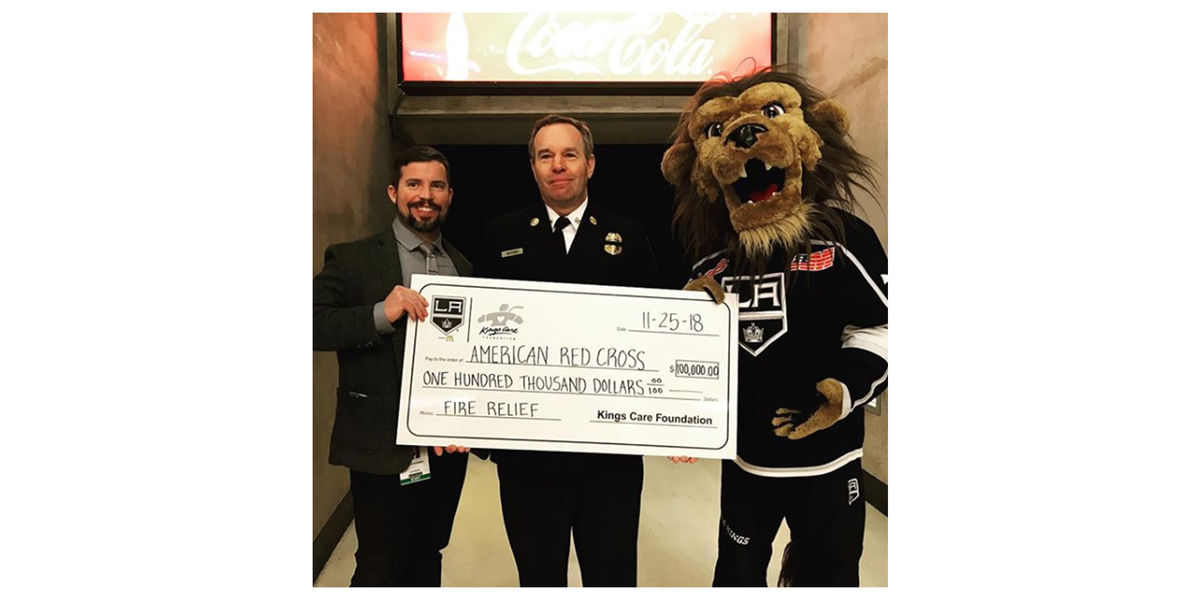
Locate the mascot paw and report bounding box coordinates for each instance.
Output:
[683,276,725,304]
[772,378,845,440]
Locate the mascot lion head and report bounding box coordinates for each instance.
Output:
[662,67,876,263]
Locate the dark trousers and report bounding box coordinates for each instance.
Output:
[347,450,468,587]
[713,459,865,587]
[496,457,643,586]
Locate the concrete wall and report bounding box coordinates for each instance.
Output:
[795,13,889,483]
[312,13,395,538]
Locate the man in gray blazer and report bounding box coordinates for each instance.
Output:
[314,145,472,586]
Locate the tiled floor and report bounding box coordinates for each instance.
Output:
[315,455,887,587]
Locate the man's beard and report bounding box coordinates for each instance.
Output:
[401,202,445,233]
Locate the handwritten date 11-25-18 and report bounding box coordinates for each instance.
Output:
[641,311,704,333]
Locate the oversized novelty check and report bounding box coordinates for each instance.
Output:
[396,274,739,458]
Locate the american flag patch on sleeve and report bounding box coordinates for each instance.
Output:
[790,247,835,271]
[703,258,729,279]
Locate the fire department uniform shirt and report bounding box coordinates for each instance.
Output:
[691,209,888,476]
[545,198,588,253]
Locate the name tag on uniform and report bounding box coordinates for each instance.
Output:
[399,446,431,485]
[501,248,523,258]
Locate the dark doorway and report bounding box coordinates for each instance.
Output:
[437,143,691,289]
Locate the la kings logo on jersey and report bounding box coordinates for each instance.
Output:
[722,272,787,356]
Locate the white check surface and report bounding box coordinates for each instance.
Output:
[397,274,739,458]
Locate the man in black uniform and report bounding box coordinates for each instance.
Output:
[474,115,660,586]
[314,146,472,586]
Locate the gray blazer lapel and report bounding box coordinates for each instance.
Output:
[373,226,405,295]
[369,227,409,378]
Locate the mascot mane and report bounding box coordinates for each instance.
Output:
[664,66,878,269]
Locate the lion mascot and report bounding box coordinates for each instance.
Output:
[662,67,888,587]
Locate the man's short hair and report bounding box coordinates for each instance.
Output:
[393,145,451,186]
[527,114,595,160]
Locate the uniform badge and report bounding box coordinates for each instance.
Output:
[604,232,622,243]
[529,217,540,227]
[501,247,523,258]
[603,243,622,256]
[588,216,597,226]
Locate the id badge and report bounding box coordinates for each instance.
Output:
[399,446,431,485]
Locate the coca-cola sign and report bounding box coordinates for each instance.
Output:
[400,13,772,83]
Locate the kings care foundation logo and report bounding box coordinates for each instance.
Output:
[477,303,524,338]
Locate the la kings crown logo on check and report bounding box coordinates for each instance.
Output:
[431,296,466,337]
[722,273,787,356]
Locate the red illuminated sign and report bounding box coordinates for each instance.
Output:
[400,13,772,83]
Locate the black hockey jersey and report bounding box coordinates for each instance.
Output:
[692,209,888,476]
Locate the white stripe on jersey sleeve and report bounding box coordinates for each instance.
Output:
[865,370,887,405]
[813,240,888,309]
[838,370,888,421]
[735,448,864,477]
[842,324,888,360]
[838,324,887,421]
[839,380,854,420]
[690,248,727,271]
